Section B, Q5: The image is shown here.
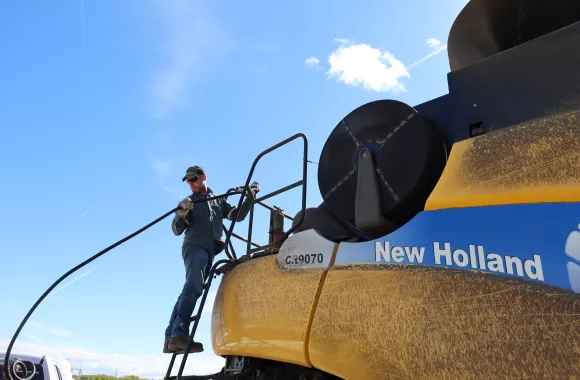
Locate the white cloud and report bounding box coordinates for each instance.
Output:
[407,41,448,70]
[151,155,171,176]
[321,36,448,93]
[426,38,441,49]
[26,334,47,346]
[26,321,71,339]
[304,57,320,68]
[80,207,91,219]
[46,268,96,300]
[149,154,184,198]
[149,0,225,119]
[4,299,20,311]
[0,339,224,379]
[334,38,351,45]
[327,42,410,93]
[30,321,42,329]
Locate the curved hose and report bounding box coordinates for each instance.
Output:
[3,190,242,380]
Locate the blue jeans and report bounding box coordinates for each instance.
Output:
[165,244,210,339]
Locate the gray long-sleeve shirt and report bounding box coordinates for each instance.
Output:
[172,187,254,254]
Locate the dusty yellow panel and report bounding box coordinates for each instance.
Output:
[425,109,580,210]
[211,255,329,367]
[309,264,580,380]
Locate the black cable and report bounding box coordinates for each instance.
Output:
[3,190,243,380]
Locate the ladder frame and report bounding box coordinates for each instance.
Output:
[165,133,309,380]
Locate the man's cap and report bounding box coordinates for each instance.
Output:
[182,166,205,182]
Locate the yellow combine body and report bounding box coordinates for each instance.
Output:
[211,113,580,379]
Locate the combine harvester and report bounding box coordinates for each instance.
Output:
[169,0,580,378]
[5,0,580,379]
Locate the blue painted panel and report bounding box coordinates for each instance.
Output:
[335,203,580,293]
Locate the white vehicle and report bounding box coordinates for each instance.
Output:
[1,353,73,380]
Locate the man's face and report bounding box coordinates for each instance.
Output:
[187,174,206,192]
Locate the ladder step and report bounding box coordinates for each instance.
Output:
[189,316,198,322]
[170,350,204,356]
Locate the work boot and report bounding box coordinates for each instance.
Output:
[163,339,175,354]
[168,335,204,353]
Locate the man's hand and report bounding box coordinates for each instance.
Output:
[176,197,193,218]
[250,181,260,194]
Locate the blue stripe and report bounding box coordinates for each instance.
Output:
[334,202,580,293]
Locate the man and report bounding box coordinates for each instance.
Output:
[164,165,259,354]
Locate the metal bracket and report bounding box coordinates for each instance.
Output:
[269,205,285,249]
[224,356,245,374]
[355,148,397,237]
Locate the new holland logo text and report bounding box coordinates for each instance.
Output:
[375,241,544,281]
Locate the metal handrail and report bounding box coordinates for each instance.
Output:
[222,133,308,259]
[256,200,294,221]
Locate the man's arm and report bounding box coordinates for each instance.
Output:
[223,183,259,222]
[172,216,187,235]
[223,200,250,222]
[172,197,193,235]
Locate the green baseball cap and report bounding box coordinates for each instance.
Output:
[182,165,205,182]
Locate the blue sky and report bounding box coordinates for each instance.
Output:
[0,0,466,377]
